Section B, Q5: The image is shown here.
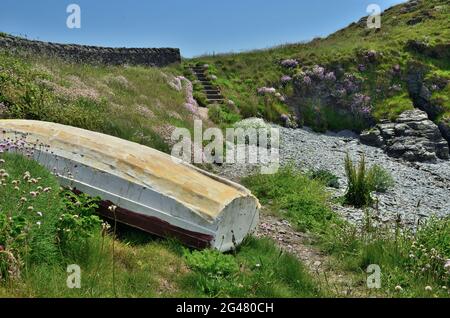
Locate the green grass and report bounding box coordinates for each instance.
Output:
[373,93,415,121]
[0,153,62,268]
[344,154,374,208]
[181,237,322,298]
[242,165,339,233]
[321,215,450,298]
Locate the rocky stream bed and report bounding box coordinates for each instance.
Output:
[215,122,450,227]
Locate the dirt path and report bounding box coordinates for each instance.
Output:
[255,210,372,297]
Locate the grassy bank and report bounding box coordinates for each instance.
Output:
[190,0,449,132]
[242,166,450,298]
[0,49,200,153]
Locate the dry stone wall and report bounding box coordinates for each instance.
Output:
[0,34,180,67]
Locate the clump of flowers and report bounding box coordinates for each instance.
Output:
[0,140,105,281]
[335,87,347,98]
[280,59,299,69]
[444,259,450,273]
[257,87,277,95]
[389,84,402,92]
[351,93,372,115]
[311,65,325,80]
[280,114,298,129]
[302,75,312,86]
[392,64,401,75]
[343,74,360,93]
[281,75,292,84]
[406,240,449,287]
[364,49,379,63]
[324,71,336,82]
[274,92,286,102]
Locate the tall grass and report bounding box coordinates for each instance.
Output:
[344,153,373,208]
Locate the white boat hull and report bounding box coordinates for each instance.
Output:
[0,120,260,251]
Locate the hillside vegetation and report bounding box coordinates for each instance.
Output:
[0,46,203,153]
[191,0,449,133]
[1,0,449,298]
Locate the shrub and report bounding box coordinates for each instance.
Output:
[368,164,395,193]
[344,153,373,208]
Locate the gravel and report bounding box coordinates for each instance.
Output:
[215,124,450,227]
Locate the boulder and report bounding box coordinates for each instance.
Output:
[360,109,449,162]
[438,120,450,143]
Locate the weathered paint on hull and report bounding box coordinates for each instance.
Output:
[0,120,260,251]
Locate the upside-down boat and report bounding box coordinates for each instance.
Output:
[0,120,260,251]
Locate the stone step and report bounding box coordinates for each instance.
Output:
[206,92,223,96]
[204,89,221,94]
[208,99,225,105]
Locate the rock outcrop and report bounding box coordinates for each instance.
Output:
[360,109,449,162]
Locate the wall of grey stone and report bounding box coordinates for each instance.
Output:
[0,34,181,67]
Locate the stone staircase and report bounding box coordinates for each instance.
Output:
[190,65,224,105]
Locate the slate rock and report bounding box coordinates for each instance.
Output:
[360,109,449,162]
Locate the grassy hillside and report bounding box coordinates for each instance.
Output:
[0,46,205,153]
[191,0,449,132]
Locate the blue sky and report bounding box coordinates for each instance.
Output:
[0,0,406,57]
